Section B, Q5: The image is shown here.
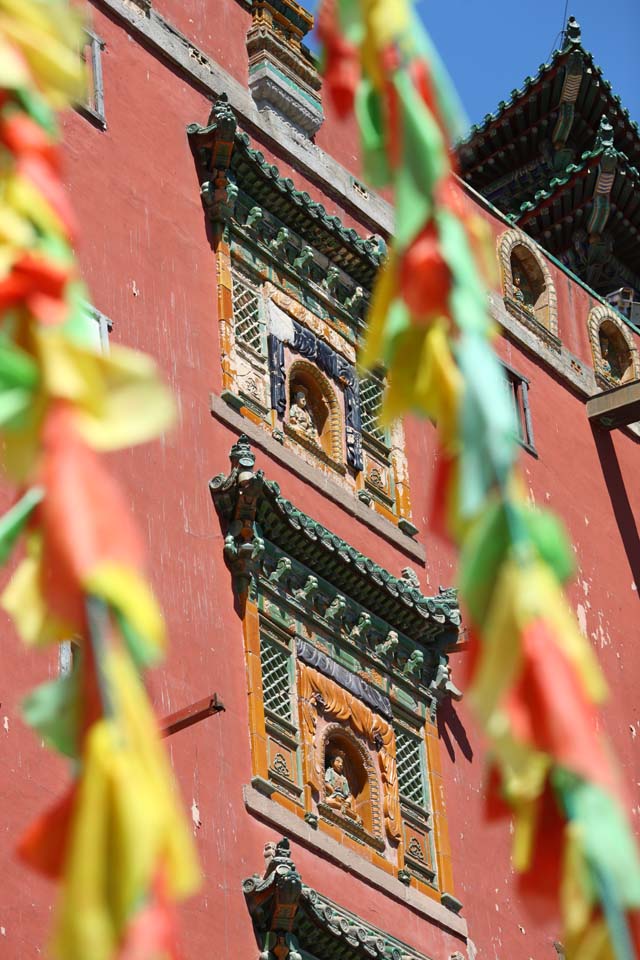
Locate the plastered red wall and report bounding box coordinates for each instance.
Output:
[2,4,639,960]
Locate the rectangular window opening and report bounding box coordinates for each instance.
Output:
[260,633,294,724]
[395,727,427,808]
[231,270,266,358]
[503,361,536,456]
[77,29,106,129]
[360,366,389,448]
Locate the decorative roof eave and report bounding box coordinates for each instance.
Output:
[187,96,383,284]
[457,49,566,149]
[243,838,442,960]
[257,479,460,638]
[513,137,640,229]
[209,435,460,643]
[457,18,640,168]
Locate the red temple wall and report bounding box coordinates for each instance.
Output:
[1,4,639,960]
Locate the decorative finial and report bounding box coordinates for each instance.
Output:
[564,16,581,46]
[595,115,615,151]
[207,92,237,137]
[229,434,254,468]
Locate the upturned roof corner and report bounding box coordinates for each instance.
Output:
[243,837,451,960]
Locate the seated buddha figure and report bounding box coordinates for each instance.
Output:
[512,270,536,315]
[324,750,361,823]
[289,385,318,442]
[599,333,623,381]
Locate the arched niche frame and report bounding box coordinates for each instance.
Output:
[498,229,560,347]
[267,298,363,471]
[320,722,383,840]
[297,661,401,844]
[588,304,640,387]
[287,359,343,464]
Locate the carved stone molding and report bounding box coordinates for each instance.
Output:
[246,1,323,138]
[297,661,401,842]
[498,228,559,346]
[588,303,640,387]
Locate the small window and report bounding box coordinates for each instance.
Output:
[510,247,549,328]
[260,633,293,723]
[78,30,106,129]
[360,367,388,447]
[503,362,536,455]
[498,229,559,345]
[597,320,636,384]
[91,304,112,353]
[395,727,427,807]
[231,271,266,357]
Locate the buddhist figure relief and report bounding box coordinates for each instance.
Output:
[288,385,319,442]
[324,750,362,824]
[598,332,622,381]
[512,270,536,316]
[589,306,639,386]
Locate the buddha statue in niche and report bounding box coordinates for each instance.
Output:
[512,270,536,315]
[289,385,318,442]
[324,750,361,823]
[599,333,622,381]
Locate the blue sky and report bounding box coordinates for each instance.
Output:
[308,1,640,132]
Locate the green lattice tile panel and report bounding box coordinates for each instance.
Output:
[232,272,264,354]
[359,369,387,444]
[260,636,292,721]
[395,728,424,806]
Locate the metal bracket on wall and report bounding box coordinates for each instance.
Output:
[160,694,225,738]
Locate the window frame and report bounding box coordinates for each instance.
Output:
[77,29,107,130]
[502,359,537,457]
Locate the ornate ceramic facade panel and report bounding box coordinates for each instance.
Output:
[498,228,560,348]
[210,437,463,898]
[189,104,415,527]
[588,304,640,387]
[298,660,401,843]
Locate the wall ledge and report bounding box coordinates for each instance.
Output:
[243,783,469,941]
[210,393,427,564]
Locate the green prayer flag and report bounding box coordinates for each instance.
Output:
[356,81,391,188]
[0,486,43,565]
[114,607,163,669]
[22,660,80,759]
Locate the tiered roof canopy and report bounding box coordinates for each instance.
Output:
[458,17,640,298]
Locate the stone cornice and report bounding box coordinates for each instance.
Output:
[243,791,469,940]
[210,393,427,562]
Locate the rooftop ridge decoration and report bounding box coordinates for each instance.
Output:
[243,837,438,960]
[503,113,640,293]
[188,97,384,280]
[456,13,640,296]
[209,435,460,641]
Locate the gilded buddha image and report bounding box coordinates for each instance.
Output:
[324,750,361,823]
[289,385,319,442]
